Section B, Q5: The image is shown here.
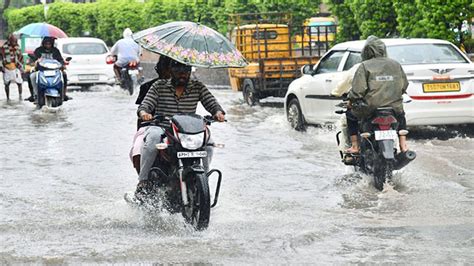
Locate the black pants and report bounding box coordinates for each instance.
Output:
[347,109,407,136]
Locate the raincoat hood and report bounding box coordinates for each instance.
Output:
[123,28,133,39]
[361,35,387,61]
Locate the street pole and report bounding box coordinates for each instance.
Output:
[41,0,49,21]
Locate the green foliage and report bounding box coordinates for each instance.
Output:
[327,0,473,48]
[349,0,397,39]
[3,4,44,34]
[47,2,87,37]
[325,0,360,42]
[393,0,425,38]
[4,0,323,45]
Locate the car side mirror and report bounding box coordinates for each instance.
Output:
[301,64,313,75]
[65,57,72,62]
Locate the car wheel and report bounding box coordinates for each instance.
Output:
[287,98,306,131]
[242,79,259,106]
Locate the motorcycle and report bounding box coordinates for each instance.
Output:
[106,55,141,95]
[35,57,71,108]
[125,114,223,230]
[335,101,416,190]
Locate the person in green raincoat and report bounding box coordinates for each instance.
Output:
[347,35,409,153]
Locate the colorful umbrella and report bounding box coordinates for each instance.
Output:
[17,23,68,38]
[133,21,247,68]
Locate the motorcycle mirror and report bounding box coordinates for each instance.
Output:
[213,143,225,148]
[106,55,116,64]
[65,57,72,62]
[155,143,168,150]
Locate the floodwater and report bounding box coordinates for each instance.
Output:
[1,85,473,264]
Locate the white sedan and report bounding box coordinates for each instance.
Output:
[56,37,115,88]
[284,38,474,130]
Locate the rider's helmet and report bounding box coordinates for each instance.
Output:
[123,28,133,39]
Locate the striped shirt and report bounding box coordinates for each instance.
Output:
[137,79,225,128]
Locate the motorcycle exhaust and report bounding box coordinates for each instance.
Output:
[394,150,416,170]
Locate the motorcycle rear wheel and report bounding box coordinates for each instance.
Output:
[182,173,211,230]
[373,161,393,191]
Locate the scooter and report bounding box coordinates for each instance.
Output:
[36,57,71,108]
[335,101,416,190]
[125,114,223,230]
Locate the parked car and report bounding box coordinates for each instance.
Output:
[285,38,474,129]
[55,37,115,88]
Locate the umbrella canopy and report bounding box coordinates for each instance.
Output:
[17,23,68,38]
[133,21,247,68]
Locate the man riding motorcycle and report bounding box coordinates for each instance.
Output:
[110,28,141,84]
[348,35,409,153]
[136,60,225,197]
[28,36,71,102]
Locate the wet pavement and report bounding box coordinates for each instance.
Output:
[0,84,473,264]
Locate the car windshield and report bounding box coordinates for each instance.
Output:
[386,43,468,65]
[63,43,107,55]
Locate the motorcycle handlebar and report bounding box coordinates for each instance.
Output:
[141,114,226,127]
[204,115,227,125]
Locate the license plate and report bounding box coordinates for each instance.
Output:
[44,70,56,77]
[375,130,397,140]
[423,82,460,93]
[78,75,99,80]
[128,70,139,75]
[177,151,207,158]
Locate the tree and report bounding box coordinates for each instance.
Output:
[348,0,398,39]
[325,0,360,42]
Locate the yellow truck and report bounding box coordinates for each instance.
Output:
[295,16,337,52]
[228,13,335,105]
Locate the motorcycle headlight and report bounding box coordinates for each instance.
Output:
[178,132,204,150]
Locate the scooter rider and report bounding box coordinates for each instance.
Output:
[136,60,225,195]
[348,35,409,153]
[110,28,141,84]
[29,36,71,101]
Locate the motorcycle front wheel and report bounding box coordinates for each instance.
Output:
[182,173,211,230]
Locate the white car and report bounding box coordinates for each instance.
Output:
[56,37,115,88]
[284,38,474,129]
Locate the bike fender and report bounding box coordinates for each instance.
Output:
[378,140,395,159]
[183,165,205,178]
[45,88,61,97]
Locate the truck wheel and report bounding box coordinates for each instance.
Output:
[242,79,258,106]
[287,98,306,131]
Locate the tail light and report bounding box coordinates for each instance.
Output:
[128,61,138,68]
[106,55,115,64]
[371,116,397,130]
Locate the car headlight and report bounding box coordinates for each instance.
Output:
[178,132,204,150]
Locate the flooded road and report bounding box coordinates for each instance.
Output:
[1,86,473,264]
